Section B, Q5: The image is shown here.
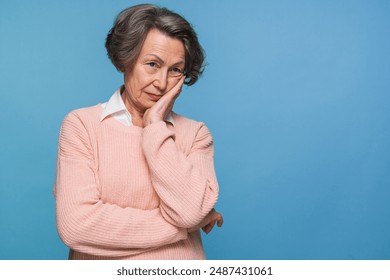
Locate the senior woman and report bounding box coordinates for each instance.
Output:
[54,4,223,260]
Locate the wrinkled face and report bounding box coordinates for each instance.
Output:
[122,28,185,113]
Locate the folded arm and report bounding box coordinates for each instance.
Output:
[142,121,219,228]
[54,112,187,257]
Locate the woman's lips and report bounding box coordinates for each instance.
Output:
[147,93,163,101]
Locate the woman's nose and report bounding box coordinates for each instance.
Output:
[153,70,168,92]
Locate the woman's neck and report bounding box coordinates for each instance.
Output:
[121,87,145,127]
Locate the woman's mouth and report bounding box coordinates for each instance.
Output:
[147,93,163,101]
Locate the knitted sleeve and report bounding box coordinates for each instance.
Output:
[54,112,188,257]
[142,121,219,228]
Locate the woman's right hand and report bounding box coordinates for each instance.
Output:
[189,208,223,234]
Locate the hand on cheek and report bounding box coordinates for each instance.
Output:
[143,76,185,127]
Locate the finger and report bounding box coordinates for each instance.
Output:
[202,221,216,234]
[202,221,212,233]
[152,76,184,114]
[166,75,185,99]
[203,214,219,232]
[199,216,212,230]
[217,215,224,227]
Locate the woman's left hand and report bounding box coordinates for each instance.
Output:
[189,208,223,234]
[143,76,185,126]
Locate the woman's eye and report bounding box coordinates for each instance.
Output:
[147,62,158,68]
[170,68,183,76]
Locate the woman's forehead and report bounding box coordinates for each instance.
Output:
[139,29,185,62]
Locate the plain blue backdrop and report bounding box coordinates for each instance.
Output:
[0,0,389,259]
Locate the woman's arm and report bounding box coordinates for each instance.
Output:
[141,77,219,229]
[54,112,187,257]
[142,121,219,228]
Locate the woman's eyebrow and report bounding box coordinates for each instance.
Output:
[172,60,185,66]
[145,54,164,63]
[145,54,185,66]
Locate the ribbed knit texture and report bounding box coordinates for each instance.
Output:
[54,104,219,259]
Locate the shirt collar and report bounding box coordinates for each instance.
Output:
[100,87,175,126]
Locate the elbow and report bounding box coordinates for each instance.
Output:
[56,206,93,250]
[160,187,219,228]
[56,215,83,249]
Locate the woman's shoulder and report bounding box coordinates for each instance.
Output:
[63,104,103,124]
[58,105,103,152]
[171,112,204,129]
[171,112,214,155]
[67,104,102,120]
[60,104,103,136]
[171,112,213,139]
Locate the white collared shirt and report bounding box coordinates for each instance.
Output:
[100,87,174,126]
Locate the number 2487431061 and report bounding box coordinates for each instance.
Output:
[209,266,273,276]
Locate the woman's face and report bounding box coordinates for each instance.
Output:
[123,28,186,114]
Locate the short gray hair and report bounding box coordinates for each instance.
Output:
[105,4,205,86]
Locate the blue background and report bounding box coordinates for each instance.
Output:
[0,0,389,260]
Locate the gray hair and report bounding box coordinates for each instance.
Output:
[105,4,205,86]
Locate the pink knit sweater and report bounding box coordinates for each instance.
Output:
[54,104,219,259]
